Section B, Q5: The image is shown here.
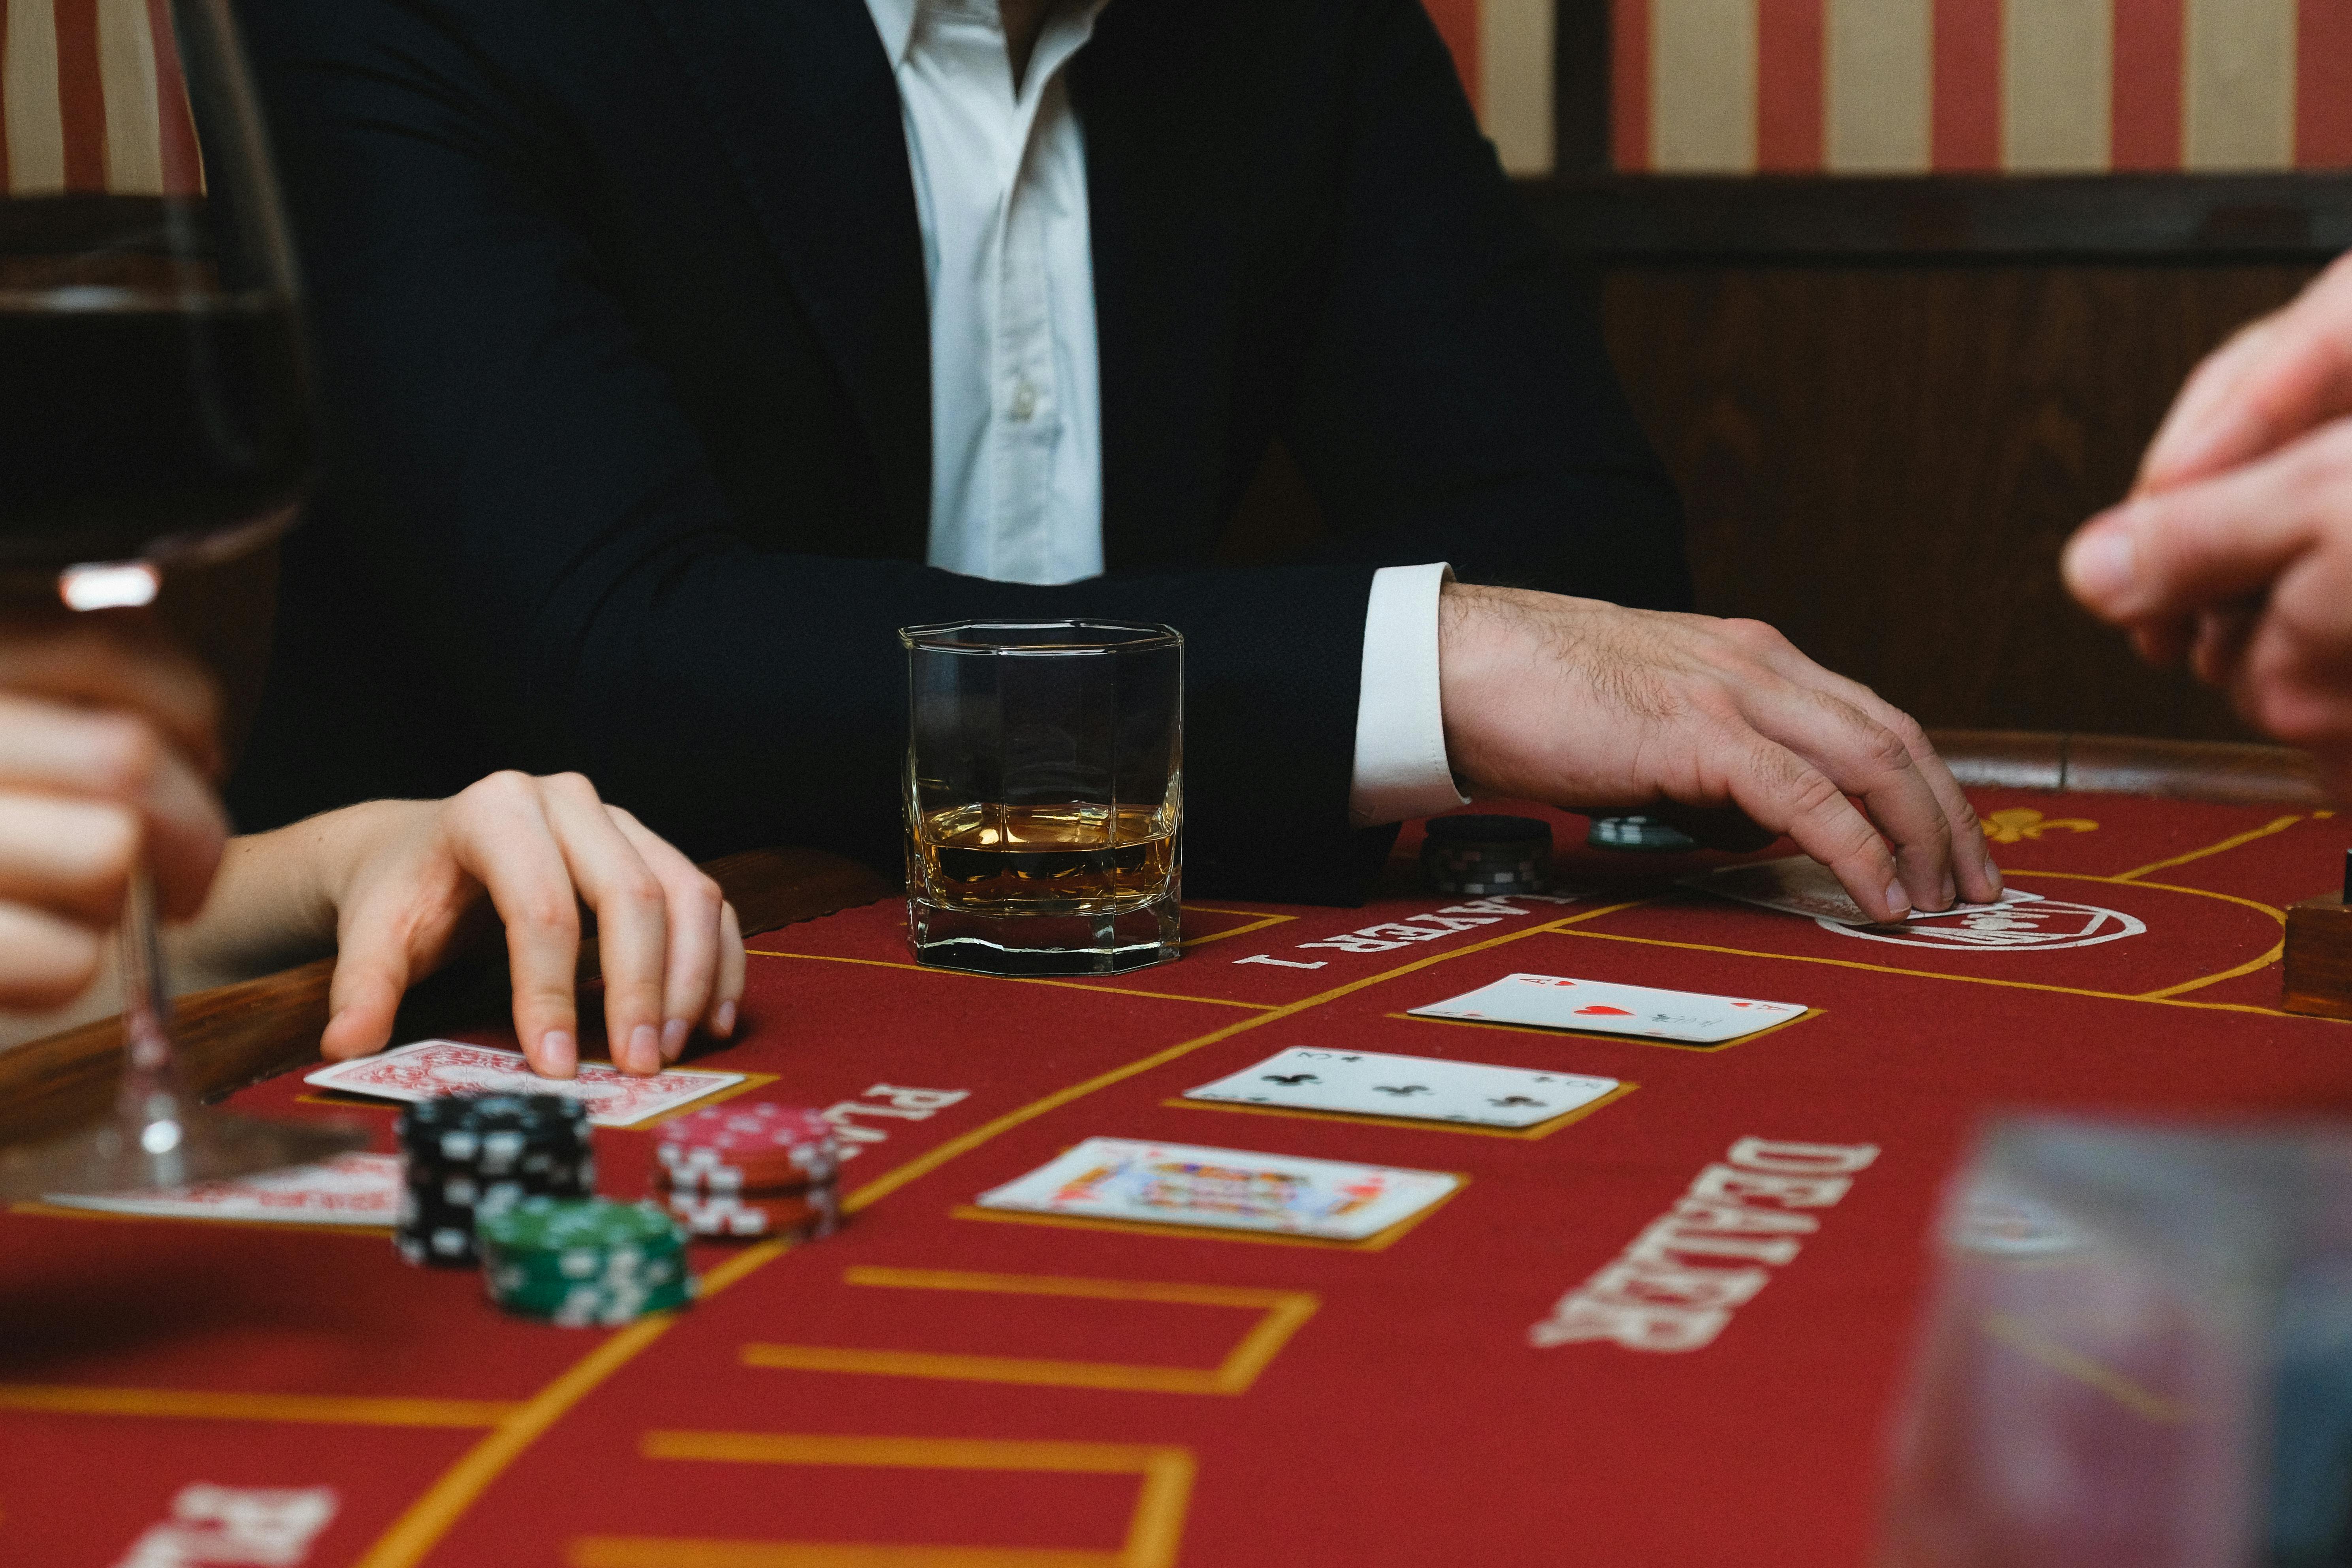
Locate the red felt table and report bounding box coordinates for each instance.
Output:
[6,786,2350,1567]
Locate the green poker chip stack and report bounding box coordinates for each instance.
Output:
[476,1197,695,1327]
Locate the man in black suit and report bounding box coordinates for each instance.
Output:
[228,0,2000,916]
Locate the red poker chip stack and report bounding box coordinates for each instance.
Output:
[653,1103,840,1241]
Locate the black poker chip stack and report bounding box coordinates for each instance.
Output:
[395,1093,596,1267]
[1421,814,1553,896]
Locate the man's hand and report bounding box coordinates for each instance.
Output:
[1437,584,2002,922]
[2062,253,2352,788]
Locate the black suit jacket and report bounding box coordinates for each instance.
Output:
[227,0,1690,903]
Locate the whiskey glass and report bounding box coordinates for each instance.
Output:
[900,621,1181,976]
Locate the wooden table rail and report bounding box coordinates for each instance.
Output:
[1928,730,2330,806]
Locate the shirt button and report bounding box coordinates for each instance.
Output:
[1008,378,1037,422]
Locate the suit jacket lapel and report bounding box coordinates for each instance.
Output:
[641,0,932,561]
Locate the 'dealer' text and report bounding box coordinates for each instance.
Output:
[1528,1136,1881,1352]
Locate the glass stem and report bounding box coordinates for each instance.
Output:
[113,868,190,1171]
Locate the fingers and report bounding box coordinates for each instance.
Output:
[0,610,222,777]
[2221,546,2352,755]
[710,899,744,1040]
[326,772,738,1079]
[2138,253,2352,495]
[1712,726,1913,923]
[0,693,226,921]
[1714,622,2000,907]
[2064,420,2352,629]
[0,900,106,1010]
[319,890,420,1062]
[604,805,728,1063]
[0,796,140,924]
[441,773,583,1077]
[532,775,672,1076]
[2189,603,2260,689]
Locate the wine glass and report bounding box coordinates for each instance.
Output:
[0,0,361,1195]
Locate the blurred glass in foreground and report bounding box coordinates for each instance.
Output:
[1883,1117,2352,1568]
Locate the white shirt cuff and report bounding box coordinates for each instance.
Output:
[1348,562,1469,828]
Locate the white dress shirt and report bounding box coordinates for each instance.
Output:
[864,0,1467,824]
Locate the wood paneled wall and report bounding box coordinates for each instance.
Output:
[1602,261,2318,740]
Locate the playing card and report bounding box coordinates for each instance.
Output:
[1409,972,1805,1045]
[1184,1047,1621,1129]
[42,1152,402,1224]
[974,1137,1459,1241]
[304,1040,741,1128]
[1687,855,2039,925]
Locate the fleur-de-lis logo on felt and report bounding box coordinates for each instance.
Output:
[1980,807,2099,845]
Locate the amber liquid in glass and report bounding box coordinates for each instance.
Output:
[913,802,1176,913]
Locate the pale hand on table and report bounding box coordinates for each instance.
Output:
[294,772,746,1079]
[0,613,227,1010]
[1436,582,2003,924]
[2064,252,2352,792]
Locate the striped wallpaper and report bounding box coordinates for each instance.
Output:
[1432,0,2352,176]
[1,0,198,194]
[1618,0,2352,173]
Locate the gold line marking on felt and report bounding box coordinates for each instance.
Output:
[835,899,1647,1217]
[351,1232,794,1568]
[1547,874,2323,1019]
[569,1541,1120,1567]
[599,1432,1197,1568]
[1156,1079,1639,1140]
[1980,1311,2190,1423]
[2000,870,2288,1000]
[2139,942,2286,1000]
[2111,813,2305,882]
[363,901,1618,1566]
[0,1384,516,1428]
[740,1268,1318,1396]
[1178,906,1297,948]
[744,950,1275,1012]
[948,1178,1465,1254]
[1387,1005,1824,1055]
[2006,869,2287,924]
[1546,927,2318,1019]
[354,1314,684,1568]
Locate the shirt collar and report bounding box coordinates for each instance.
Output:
[864,0,1107,71]
[864,0,920,68]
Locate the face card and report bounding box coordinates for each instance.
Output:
[303,1040,741,1128]
[1687,855,2038,925]
[974,1137,1459,1241]
[42,1152,402,1224]
[1409,972,1804,1045]
[1184,1047,1620,1129]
